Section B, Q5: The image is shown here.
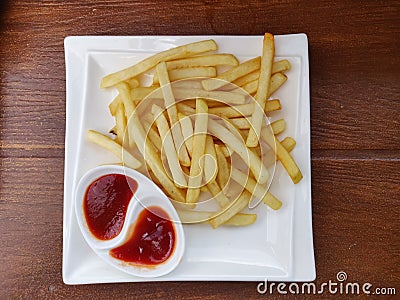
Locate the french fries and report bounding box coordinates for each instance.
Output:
[234,72,287,96]
[202,57,261,91]
[208,100,281,118]
[152,104,187,187]
[156,62,191,166]
[232,59,290,87]
[228,118,285,132]
[207,118,269,184]
[230,168,282,210]
[118,82,186,202]
[90,34,303,230]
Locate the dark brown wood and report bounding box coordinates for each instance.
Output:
[1,0,399,299]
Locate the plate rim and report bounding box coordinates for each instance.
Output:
[63,34,315,284]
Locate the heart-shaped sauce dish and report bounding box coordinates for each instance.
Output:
[75,165,185,278]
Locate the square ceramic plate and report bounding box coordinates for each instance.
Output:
[63,34,314,284]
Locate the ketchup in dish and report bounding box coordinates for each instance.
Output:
[110,206,176,266]
[83,174,138,240]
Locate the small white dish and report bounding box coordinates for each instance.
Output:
[74,165,185,278]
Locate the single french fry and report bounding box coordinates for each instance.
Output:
[200,186,208,193]
[202,57,261,91]
[218,144,233,157]
[175,88,246,104]
[177,102,196,115]
[264,137,296,168]
[230,167,282,210]
[207,180,230,207]
[208,100,281,118]
[87,130,142,169]
[166,54,239,69]
[226,117,249,130]
[281,137,296,151]
[202,100,222,108]
[207,118,269,184]
[223,180,244,199]
[151,104,187,187]
[109,95,122,116]
[132,87,246,105]
[268,72,287,96]
[176,99,223,108]
[272,59,291,74]
[233,72,287,97]
[204,136,218,184]
[176,209,256,226]
[209,190,252,228]
[241,79,258,95]
[153,66,217,85]
[131,86,158,103]
[178,113,194,156]
[247,33,275,147]
[186,99,208,204]
[156,62,191,166]
[228,118,286,133]
[261,127,303,183]
[223,213,256,226]
[116,83,137,149]
[125,78,140,89]
[115,102,127,145]
[142,120,162,151]
[171,80,203,90]
[270,119,286,135]
[101,39,218,88]
[215,144,229,189]
[117,82,186,202]
[232,70,260,87]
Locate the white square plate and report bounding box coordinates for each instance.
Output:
[63,34,314,284]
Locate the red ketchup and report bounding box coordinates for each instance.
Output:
[83,174,138,240]
[110,206,176,266]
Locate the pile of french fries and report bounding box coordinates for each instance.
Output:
[88,33,303,229]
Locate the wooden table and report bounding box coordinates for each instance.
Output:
[1,1,399,298]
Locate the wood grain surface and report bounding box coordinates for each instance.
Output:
[1,0,399,299]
